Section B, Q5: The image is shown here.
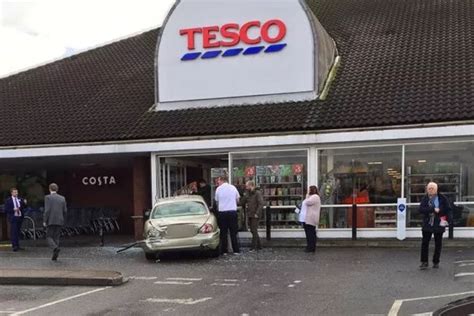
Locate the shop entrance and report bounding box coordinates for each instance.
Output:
[157,154,229,205]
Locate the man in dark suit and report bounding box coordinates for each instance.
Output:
[4,188,27,251]
[43,183,67,261]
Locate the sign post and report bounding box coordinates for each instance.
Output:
[397,198,406,240]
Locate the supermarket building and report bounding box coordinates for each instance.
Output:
[1,0,473,240]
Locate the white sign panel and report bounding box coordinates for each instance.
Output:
[156,0,335,110]
[397,198,406,240]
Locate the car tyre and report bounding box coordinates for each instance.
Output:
[145,252,158,261]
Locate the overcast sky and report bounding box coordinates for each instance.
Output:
[0,0,174,78]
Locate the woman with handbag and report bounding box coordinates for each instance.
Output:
[302,185,321,253]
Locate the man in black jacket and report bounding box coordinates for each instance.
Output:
[419,182,452,270]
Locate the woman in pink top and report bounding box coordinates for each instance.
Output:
[303,185,321,253]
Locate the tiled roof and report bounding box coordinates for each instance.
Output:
[1,0,473,147]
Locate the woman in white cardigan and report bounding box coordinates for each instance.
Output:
[303,185,321,253]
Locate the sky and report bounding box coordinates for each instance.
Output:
[0,0,175,78]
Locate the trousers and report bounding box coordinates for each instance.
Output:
[304,223,317,252]
[46,225,62,249]
[421,230,443,264]
[248,217,261,249]
[218,211,240,253]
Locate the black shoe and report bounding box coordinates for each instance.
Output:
[433,263,439,269]
[12,248,19,252]
[52,248,60,261]
[419,262,429,270]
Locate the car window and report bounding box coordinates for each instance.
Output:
[151,201,207,218]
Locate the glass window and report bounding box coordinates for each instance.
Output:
[230,150,308,229]
[405,141,474,228]
[319,146,402,205]
[318,146,402,228]
[152,201,207,218]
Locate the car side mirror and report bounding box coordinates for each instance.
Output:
[144,209,151,220]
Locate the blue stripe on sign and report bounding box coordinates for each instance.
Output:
[201,50,222,59]
[181,52,201,61]
[264,43,287,53]
[222,48,243,57]
[243,46,265,55]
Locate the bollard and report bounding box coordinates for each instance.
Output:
[266,206,271,241]
[352,204,357,240]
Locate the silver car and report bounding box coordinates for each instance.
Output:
[142,195,220,260]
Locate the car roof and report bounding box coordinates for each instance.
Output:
[154,195,206,206]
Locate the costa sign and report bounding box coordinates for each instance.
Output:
[82,176,117,186]
[179,19,287,61]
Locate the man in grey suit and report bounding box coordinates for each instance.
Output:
[43,183,67,261]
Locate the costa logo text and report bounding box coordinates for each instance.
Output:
[179,19,287,61]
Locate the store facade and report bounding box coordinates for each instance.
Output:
[148,124,474,239]
[1,0,474,240]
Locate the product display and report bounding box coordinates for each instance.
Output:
[406,162,462,227]
[256,164,305,228]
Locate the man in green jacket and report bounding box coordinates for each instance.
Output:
[241,181,264,251]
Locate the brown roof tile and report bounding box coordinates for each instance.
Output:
[1,0,473,147]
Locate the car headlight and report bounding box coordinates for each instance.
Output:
[147,226,161,238]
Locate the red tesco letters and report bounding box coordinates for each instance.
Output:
[179,19,287,50]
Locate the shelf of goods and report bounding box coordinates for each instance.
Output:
[374,208,397,228]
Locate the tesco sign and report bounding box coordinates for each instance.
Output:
[156,0,337,110]
[179,19,287,61]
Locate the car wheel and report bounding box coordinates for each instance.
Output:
[145,252,158,261]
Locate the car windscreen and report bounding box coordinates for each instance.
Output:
[151,201,208,219]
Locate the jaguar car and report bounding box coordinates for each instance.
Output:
[142,195,220,260]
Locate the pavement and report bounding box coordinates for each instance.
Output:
[0,234,473,288]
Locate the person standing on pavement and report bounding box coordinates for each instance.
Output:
[43,183,67,261]
[4,188,27,252]
[215,176,240,254]
[419,182,451,270]
[241,180,264,251]
[302,185,321,253]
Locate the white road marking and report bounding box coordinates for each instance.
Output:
[144,297,212,305]
[454,272,474,277]
[388,300,403,316]
[388,290,474,316]
[294,280,302,283]
[263,284,270,287]
[154,281,193,285]
[458,263,474,267]
[10,287,110,316]
[288,284,295,288]
[166,277,202,281]
[211,283,239,286]
[412,313,432,316]
[0,312,14,314]
[214,279,238,282]
[454,260,474,264]
[129,276,158,280]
